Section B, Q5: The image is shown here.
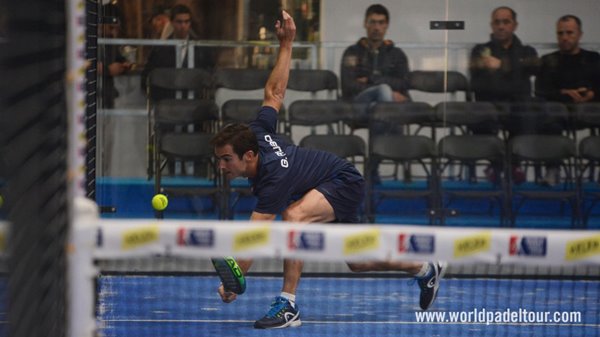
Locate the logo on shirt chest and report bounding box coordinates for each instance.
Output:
[264,134,289,168]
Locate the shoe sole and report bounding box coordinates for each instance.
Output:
[421,261,447,310]
[255,314,302,329]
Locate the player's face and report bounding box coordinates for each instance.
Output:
[172,13,191,39]
[557,19,582,54]
[215,144,248,179]
[491,9,517,43]
[364,13,388,43]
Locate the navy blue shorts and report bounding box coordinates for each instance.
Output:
[315,165,365,223]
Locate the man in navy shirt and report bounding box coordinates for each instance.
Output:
[211,10,445,330]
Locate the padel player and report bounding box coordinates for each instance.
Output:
[211,10,445,329]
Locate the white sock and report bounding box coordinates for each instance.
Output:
[280,292,296,304]
[415,262,431,278]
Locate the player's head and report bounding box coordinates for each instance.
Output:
[490,6,517,44]
[364,4,389,43]
[211,123,259,179]
[171,4,192,39]
[556,15,582,55]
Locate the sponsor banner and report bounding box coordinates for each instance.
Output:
[387,227,500,263]
[95,220,168,258]
[172,222,276,258]
[280,225,387,261]
[92,220,600,265]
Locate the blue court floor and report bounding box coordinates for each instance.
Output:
[97,275,599,337]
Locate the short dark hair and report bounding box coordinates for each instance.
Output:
[211,123,258,159]
[365,4,389,23]
[558,14,582,31]
[171,4,192,21]
[492,6,517,21]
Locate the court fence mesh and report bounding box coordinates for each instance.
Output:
[66,200,600,337]
[1,1,69,337]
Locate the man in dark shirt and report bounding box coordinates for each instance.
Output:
[536,15,600,103]
[211,10,445,330]
[341,4,410,103]
[470,6,539,183]
[470,6,539,103]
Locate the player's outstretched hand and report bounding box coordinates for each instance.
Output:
[218,284,237,303]
[275,10,296,45]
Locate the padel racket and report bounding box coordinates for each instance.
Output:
[211,257,246,294]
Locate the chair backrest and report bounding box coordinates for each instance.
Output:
[573,103,600,130]
[214,68,270,90]
[435,102,501,129]
[370,102,435,136]
[288,100,354,126]
[287,69,338,93]
[160,133,215,159]
[579,136,600,161]
[501,102,570,135]
[221,99,263,124]
[510,135,575,162]
[155,99,219,125]
[439,135,505,163]
[371,135,436,161]
[409,70,470,98]
[149,68,212,91]
[299,134,366,158]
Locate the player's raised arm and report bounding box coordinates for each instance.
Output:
[263,10,296,112]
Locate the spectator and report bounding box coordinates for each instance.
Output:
[470,6,540,184]
[340,4,411,184]
[98,4,131,109]
[536,15,600,185]
[536,15,600,103]
[148,6,173,40]
[341,4,410,104]
[141,4,215,101]
[470,6,539,103]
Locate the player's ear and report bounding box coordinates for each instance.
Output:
[243,150,255,161]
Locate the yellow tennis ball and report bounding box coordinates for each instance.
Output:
[151,194,168,211]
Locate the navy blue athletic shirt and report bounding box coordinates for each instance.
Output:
[248,106,361,214]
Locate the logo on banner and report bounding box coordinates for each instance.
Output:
[121,225,159,250]
[509,235,547,257]
[454,232,491,258]
[288,230,325,251]
[398,233,435,254]
[177,228,214,247]
[343,229,380,255]
[233,227,270,252]
[565,235,600,261]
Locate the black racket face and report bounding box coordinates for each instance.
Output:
[212,257,246,294]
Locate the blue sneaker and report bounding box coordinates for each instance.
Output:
[417,261,447,310]
[254,296,301,329]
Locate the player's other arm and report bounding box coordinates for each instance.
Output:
[263,10,296,112]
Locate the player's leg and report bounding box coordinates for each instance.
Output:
[254,189,335,329]
[347,260,447,310]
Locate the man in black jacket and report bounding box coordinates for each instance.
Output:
[141,4,214,101]
[470,6,539,103]
[341,4,410,103]
[536,15,600,103]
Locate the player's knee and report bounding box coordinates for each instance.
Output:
[282,206,307,222]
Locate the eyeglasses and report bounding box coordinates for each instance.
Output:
[174,19,191,24]
[366,19,387,26]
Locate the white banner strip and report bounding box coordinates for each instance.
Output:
[93,220,600,265]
